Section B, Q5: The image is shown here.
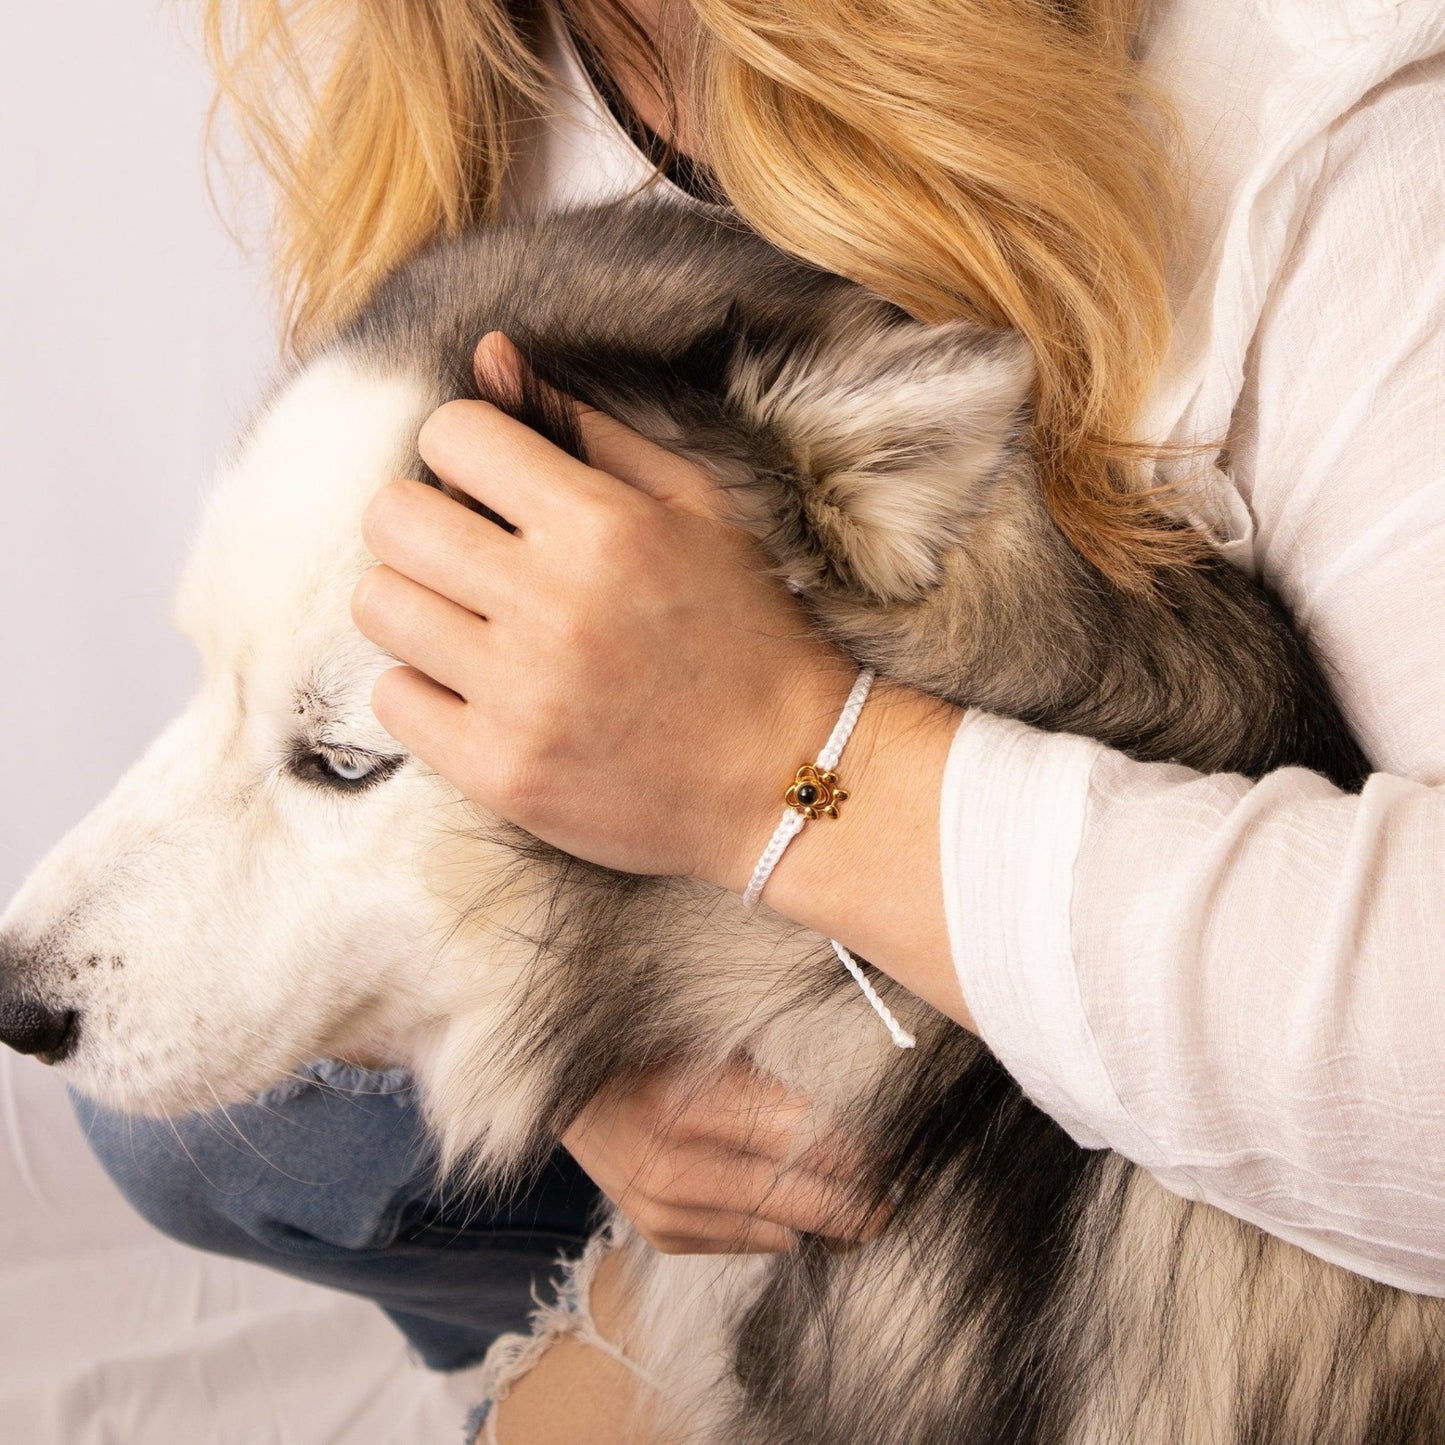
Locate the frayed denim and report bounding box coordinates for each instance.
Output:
[70,1060,599,1372]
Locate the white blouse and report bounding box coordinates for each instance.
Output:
[946,2,1445,1293]
[522,1,1445,1293]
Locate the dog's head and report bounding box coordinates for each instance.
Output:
[0,356,512,1113]
[0,297,1033,1127]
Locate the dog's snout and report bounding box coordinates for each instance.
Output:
[0,995,78,1062]
[0,935,80,1063]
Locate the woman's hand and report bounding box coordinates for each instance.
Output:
[351,332,856,893]
[562,1056,884,1254]
[355,331,970,1028]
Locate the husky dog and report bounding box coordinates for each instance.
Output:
[2,201,1438,1443]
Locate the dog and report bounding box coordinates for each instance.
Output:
[3,200,1438,1443]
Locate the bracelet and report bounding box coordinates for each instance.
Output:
[742,668,916,1051]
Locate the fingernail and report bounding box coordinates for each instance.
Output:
[474,332,526,402]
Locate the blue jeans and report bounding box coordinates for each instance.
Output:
[71,1061,600,1372]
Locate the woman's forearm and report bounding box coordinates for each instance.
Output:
[713,681,976,1032]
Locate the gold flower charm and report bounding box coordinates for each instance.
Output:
[784,763,848,820]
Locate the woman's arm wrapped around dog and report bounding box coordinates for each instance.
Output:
[351,333,970,1252]
[351,332,972,1019]
[921,67,1445,1296]
[353,62,1445,1285]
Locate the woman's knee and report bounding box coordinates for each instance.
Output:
[484,1251,663,1445]
[69,1062,436,1260]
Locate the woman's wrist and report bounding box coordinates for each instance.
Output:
[698,644,858,894]
[707,672,977,1034]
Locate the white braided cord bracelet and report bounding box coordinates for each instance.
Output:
[742,668,916,1051]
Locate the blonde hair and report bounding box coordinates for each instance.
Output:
[202,0,1191,585]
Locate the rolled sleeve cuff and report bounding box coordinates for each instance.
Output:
[940,711,1155,1160]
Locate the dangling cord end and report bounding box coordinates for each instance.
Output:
[833,940,916,1050]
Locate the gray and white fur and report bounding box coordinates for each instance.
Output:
[2,201,1432,1444]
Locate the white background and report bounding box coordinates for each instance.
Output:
[0,6,470,1438]
[1,0,274,902]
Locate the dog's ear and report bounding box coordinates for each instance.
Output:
[731,317,1035,602]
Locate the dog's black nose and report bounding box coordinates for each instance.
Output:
[0,995,79,1063]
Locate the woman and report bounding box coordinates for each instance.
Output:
[82,0,1445,1436]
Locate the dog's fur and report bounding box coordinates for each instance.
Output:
[4,202,1440,1442]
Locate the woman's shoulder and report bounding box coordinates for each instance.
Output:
[1313,48,1445,187]
[1140,0,1443,240]
[1141,0,1444,82]
[1218,40,1445,779]
[1232,45,1445,560]
[1136,0,1444,510]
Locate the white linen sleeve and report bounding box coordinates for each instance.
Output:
[942,60,1445,1294]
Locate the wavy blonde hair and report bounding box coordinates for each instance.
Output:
[201,0,1190,585]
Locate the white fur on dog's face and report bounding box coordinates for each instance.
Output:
[0,357,487,1114]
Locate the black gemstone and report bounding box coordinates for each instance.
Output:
[796,784,819,805]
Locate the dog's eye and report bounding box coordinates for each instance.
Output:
[328,754,375,783]
[289,746,403,793]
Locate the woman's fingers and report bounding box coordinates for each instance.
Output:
[362,479,517,620]
[573,407,723,519]
[473,330,726,521]
[369,665,470,762]
[472,330,529,410]
[352,564,491,697]
[563,1056,889,1256]
[417,392,608,534]
[668,1064,871,1186]
[642,1209,799,1256]
[670,1057,815,1159]
[620,1159,880,1254]
[643,1145,869,1236]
